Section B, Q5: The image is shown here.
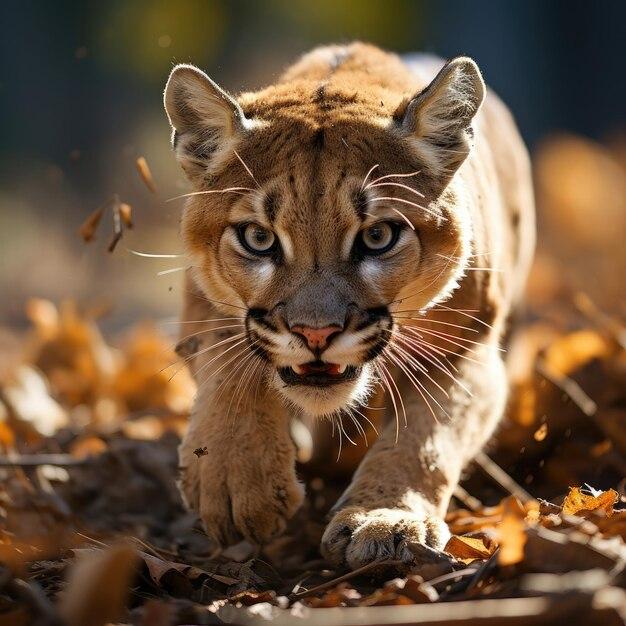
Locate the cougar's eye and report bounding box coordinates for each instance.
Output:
[238,223,277,255]
[357,221,401,255]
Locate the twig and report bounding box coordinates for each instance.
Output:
[426,567,479,588]
[475,452,533,503]
[0,454,89,467]
[536,359,597,417]
[289,559,403,600]
[453,484,483,512]
[574,292,626,349]
[438,550,499,600]
[108,194,123,252]
[464,548,500,593]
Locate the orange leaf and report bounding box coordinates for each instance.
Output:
[533,423,548,441]
[79,206,105,242]
[118,203,133,228]
[136,156,156,193]
[444,535,494,561]
[543,330,610,376]
[497,514,527,566]
[562,486,617,518]
[496,497,528,566]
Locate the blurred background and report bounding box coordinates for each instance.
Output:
[1,0,625,333]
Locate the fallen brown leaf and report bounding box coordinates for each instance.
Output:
[119,202,133,228]
[60,544,138,626]
[444,535,494,562]
[136,156,156,193]
[79,206,105,242]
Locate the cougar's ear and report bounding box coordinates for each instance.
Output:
[400,57,485,182]
[164,64,248,180]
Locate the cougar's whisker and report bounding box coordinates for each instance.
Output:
[162,317,245,325]
[192,337,251,384]
[191,292,248,311]
[431,303,494,329]
[245,358,266,414]
[233,150,261,188]
[360,164,380,191]
[392,307,481,314]
[222,353,262,436]
[389,342,450,398]
[403,326,481,356]
[211,341,260,404]
[388,344,451,405]
[227,351,263,428]
[163,332,246,378]
[336,415,343,462]
[390,331,472,396]
[389,207,416,229]
[399,333,484,366]
[404,325,493,351]
[392,316,479,333]
[165,186,260,202]
[388,245,461,306]
[176,323,246,346]
[369,196,443,220]
[338,414,357,447]
[346,408,368,446]
[385,348,444,422]
[157,266,187,276]
[365,181,425,198]
[377,358,406,443]
[128,249,185,258]
[351,406,379,437]
[367,170,421,186]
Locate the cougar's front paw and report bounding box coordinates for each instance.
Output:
[229,469,304,545]
[321,507,450,570]
[179,452,304,547]
[179,456,240,546]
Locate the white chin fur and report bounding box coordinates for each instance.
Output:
[272,364,374,418]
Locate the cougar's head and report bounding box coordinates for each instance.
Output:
[164,45,484,417]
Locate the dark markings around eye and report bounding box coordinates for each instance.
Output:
[264,191,279,223]
[352,189,369,220]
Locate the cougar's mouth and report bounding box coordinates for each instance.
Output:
[278,361,360,387]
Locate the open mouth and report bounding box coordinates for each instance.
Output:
[278,362,360,387]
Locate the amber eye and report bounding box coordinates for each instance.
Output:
[357,221,400,255]
[238,223,277,255]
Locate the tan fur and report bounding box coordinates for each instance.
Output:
[164,43,535,568]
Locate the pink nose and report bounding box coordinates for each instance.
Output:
[291,325,342,351]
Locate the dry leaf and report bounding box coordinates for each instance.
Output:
[444,535,494,562]
[79,206,105,242]
[136,156,156,193]
[533,423,548,441]
[60,544,138,626]
[26,298,59,338]
[3,366,68,436]
[119,202,133,228]
[69,435,108,459]
[562,487,618,518]
[497,499,528,566]
[543,330,610,376]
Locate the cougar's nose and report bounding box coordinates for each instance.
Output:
[290,325,342,351]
